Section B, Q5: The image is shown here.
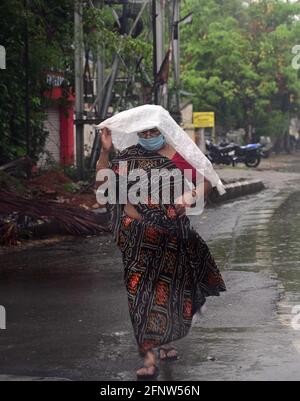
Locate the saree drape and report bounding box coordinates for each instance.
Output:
[106,144,226,354]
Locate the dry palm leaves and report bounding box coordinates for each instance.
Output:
[0,190,109,246]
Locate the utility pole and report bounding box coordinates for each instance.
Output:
[24,0,30,157]
[90,2,128,169]
[74,0,85,179]
[152,0,158,104]
[173,0,181,117]
[96,1,105,118]
[152,0,165,105]
[155,1,165,77]
[96,46,105,118]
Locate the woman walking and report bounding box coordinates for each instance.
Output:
[96,105,226,379]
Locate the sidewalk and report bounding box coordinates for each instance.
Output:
[217,153,300,186]
[211,154,300,203]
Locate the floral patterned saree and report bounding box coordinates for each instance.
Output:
[107,144,226,354]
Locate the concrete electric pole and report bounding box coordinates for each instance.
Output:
[74,0,85,178]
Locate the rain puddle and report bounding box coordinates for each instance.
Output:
[213,190,300,311]
[182,189,300,380]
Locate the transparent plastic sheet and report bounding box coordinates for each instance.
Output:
[97,105,226,196]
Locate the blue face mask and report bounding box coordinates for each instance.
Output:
[138,134,166,151]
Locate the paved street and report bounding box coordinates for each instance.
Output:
[1,155,300,381]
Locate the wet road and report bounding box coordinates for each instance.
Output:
[1,163,300,381]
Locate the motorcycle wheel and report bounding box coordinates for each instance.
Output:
[245,154,261,168]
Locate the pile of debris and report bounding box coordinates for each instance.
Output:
[27,170,101,210]
[0,158,108,247]
[0,190,108,247]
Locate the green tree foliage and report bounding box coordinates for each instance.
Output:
[181,0,300,141]
[0,1,153,163]
[0,0,74,163]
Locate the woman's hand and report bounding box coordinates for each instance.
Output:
[100,127,113,153]
[174,180,212,215]
[174,203,186,216]
[174,192,195,216]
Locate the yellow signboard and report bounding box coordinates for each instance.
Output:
[193,112,215,128]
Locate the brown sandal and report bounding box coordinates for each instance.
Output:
[159,346,178,361]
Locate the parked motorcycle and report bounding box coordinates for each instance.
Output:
[233,143,263,168]
[207,140,263,168]
[205,141,236,166]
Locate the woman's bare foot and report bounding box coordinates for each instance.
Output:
[136,350,158,379]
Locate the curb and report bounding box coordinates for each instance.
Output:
[209,179,265,204]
